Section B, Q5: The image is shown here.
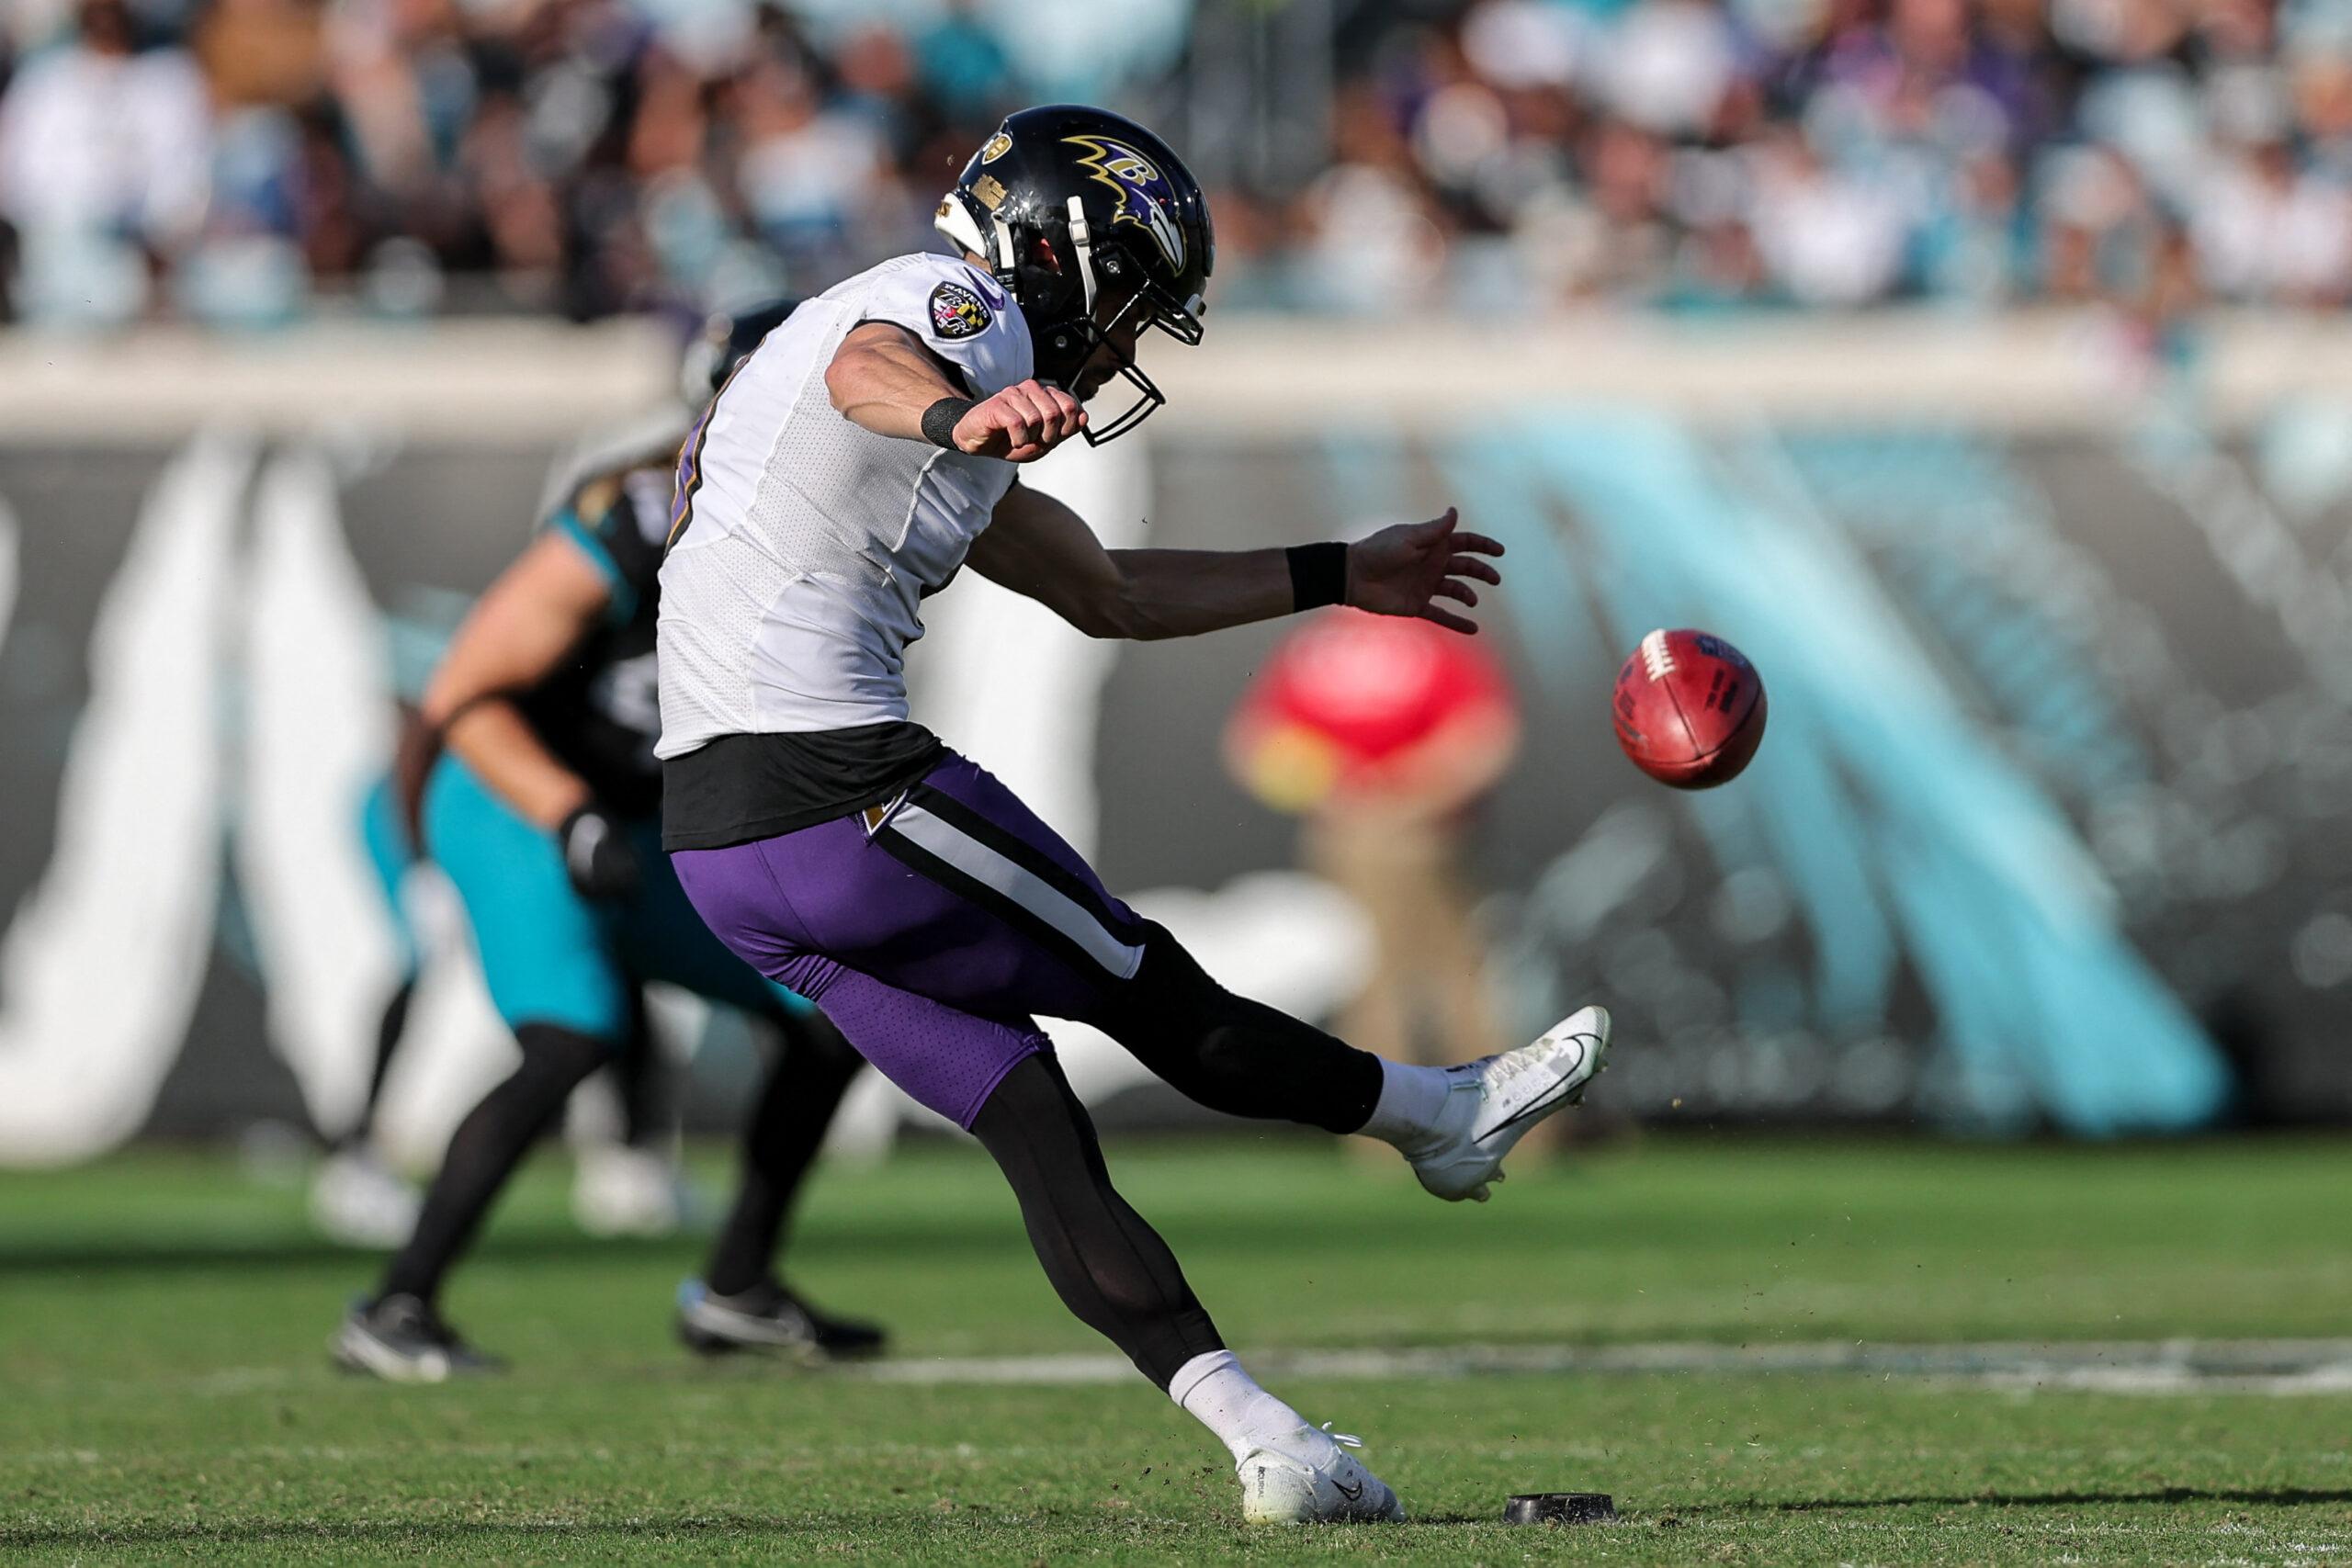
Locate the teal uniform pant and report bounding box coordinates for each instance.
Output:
[422,756,808,1043]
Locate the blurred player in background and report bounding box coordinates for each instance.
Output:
[308,762,428,1247]
[657,106,1609,1524]
[334,304,880,1381]
[1223,607,1521,1105]
[311,732,700,1249]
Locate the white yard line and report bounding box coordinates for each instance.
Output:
[27,1338,2352,1405]
[850,1338,2352,1393]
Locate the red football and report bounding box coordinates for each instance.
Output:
[1611,628,1767,789]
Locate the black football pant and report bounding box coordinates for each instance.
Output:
[376,1007,861,1307]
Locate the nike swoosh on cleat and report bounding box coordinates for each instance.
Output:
[1477,1080,1573,1143]
[1332,1475,1364,1502]
[1475,1038,1595,1142]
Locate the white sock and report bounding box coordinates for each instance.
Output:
[1169,1349,1335,1468]
[1355,1059,1455,1151]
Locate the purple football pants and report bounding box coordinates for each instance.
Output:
[676,748,1389,1391]
[673,753,1150,1128]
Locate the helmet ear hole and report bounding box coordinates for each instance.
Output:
[1013,233,1080,337]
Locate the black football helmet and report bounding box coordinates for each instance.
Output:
[679,297,801,405]
[935,104,1214,444]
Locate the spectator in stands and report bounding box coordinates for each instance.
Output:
[1224,607,1523,1097]
[0,0,210,323]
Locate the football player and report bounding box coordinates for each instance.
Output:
[656,106,1611,1523]
[334,304,881,1381]
[311,739,695,1249]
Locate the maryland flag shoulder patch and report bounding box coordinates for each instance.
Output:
[928,280,991,342]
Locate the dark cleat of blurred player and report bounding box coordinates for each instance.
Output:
[334,1290,505,1382]
[334,302,881,1381]
[675,1277,881,1360]
[654,105,1610,1520]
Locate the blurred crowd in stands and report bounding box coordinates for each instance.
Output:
[0,0,2346,327]
[1322,0,2352,318]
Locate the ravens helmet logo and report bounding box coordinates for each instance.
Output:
[1063,134,1187,273]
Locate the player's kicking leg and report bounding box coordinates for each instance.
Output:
[1340,1005,1611,1203]
[671,753,1614,1520]
[777,755,1611,1195]
[1095,927,1611,1203]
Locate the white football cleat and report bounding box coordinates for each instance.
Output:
[1238,1426,1406,1525]
[1405,1005,1611,1201]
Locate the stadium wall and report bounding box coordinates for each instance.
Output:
[0,314,2345,1163]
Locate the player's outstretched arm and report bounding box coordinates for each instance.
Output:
[969,489,1504,641]
[419,532,611,829]
[825,323,1085,462]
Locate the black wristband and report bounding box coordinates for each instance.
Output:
[922,396,976,450]
[1286,542,1349,612]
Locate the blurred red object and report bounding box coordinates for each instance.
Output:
[1224,609,1520,816]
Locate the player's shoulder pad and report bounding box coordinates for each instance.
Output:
[859,253,1031,393]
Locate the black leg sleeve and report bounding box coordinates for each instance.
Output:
[702,1006,864,1298]
[376,1023,607,1305]
[612,992,676,1152]
[968,1051,1224,1390]
[336,977,417,1151]
[1087,921,1385,1135]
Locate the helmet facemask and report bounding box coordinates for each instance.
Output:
[1044,205,1205,446]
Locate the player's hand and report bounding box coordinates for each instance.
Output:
[953,379,1088,463]
[557,805,642,901]
[1345,508,1505,634]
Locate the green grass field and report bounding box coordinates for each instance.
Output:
[5,1133,2350,1563]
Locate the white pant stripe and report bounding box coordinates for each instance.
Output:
[888,802,1145,979]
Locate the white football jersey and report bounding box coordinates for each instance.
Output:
[655,251,1034,757]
